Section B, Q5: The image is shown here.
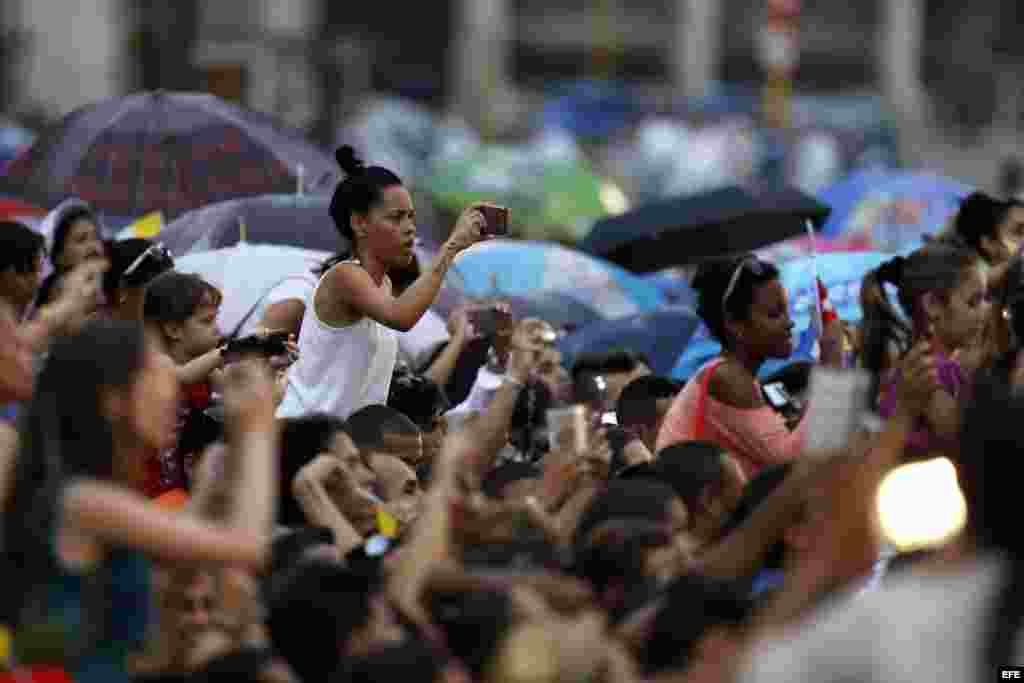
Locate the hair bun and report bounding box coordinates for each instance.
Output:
[335,145,366,176]
[877,255,907,285]
[960,191,1000,212]
[955,192,1002,233]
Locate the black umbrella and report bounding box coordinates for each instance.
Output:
[580,185,831,273]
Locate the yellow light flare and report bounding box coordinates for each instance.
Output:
[599,182,629,216]
[876,457,967,552]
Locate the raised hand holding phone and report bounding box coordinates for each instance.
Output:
[893,340,941,419]
[446,204,491,255]
[478,205,510,236]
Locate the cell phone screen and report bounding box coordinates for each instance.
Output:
[763,382,791,410]
[479,206,510,236]
[804,368,873,456]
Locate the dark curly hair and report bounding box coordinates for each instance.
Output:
[387,365,449,431]
[952,191,1024,263]
[691,255,780,347]
[49,206,98,269]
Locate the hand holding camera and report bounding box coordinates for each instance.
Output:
[221,330,297,367]
[447,204,509,256]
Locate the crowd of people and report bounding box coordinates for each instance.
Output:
[3,143,1024,683]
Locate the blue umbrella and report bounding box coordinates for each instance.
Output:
[671,251,890,381]
[448,239,665,319]
[640,270,696,307]
[818,170,972,253]
[505,292,603,332]
[558,307,701,377]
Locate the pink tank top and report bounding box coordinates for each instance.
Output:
[655,359,806,479]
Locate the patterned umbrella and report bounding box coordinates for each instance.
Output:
[0,92,341,222]
[753,170,971,263]
[445,239,665,320]
[815,170,972,253]
[160,194,345,257]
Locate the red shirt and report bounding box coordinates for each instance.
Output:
[144,381,212,498]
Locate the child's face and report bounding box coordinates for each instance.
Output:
[181,303,222,361]
[933,264,989,352]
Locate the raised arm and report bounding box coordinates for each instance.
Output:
[62,360,281,572]
[423,309,475,388]
[458,319,548,481]
[322,207,485,332]
[0,303,33,402]
[258,300,306,339]
[62,481,266,571]
[291,455,366,557]
[21,260,108,353]
[175,346,226,385]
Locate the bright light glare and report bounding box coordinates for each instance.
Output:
[877,458,967,552]
[600,182,629,216]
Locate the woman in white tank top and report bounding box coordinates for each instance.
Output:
[278,146,488,420]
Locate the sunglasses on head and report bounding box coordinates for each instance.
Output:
[121,242,174,286]
[722,256,767,311]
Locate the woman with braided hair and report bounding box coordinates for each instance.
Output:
[278,146,490,421]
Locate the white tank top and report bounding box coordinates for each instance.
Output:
[276,261,399,420]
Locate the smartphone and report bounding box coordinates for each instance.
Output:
[600,411,619,426]
[479,206,510,236]
[804,368,873,456]
[547,405,589,455]
[762,382,792,410]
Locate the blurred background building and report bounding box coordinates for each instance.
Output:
[1,0,1023,191]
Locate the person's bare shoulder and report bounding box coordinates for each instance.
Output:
[708,361,764,409]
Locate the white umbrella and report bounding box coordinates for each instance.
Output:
[176,243,330,337]
[176,243,452,366]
